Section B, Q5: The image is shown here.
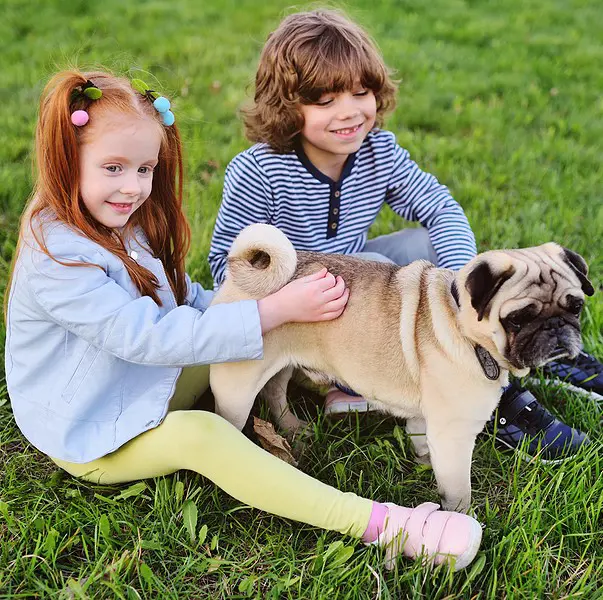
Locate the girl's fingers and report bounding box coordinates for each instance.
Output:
[321,276,346,301]
[323,288,349,313]
[297,268,328,283]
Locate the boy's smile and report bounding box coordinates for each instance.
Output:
[79,113,162,229]
[299,88,377,180]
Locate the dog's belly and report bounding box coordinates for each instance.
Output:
[277,329,423,418]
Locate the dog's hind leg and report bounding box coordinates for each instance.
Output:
[261,366,308,436]
[211,360,281,431]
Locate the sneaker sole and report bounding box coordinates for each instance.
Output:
[524,376,603,404]
[491,433,579,465]
[324,400,371,416]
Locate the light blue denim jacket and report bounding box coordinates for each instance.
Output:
[5,220,263,463]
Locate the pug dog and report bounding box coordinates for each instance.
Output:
[210,224,594,512]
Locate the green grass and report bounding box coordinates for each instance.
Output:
[1,0,602,597]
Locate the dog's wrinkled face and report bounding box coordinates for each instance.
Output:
[458,243,594,373]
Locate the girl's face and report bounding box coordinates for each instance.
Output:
[299,86,377,178]
[79,114,162,229]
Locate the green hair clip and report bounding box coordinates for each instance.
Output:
[132,78,175,126]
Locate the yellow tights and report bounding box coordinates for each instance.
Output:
[52,366,372,538]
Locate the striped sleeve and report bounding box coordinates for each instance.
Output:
[208,152,273,286]
[385,143,477,270]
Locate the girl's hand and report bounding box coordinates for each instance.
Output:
[258,268,349,333]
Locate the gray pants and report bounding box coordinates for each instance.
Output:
[354,228,438,267]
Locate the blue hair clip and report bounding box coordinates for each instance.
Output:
[132,78,175,126]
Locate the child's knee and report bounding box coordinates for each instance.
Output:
[165,410,237,448]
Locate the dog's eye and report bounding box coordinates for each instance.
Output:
[565,296,584,315]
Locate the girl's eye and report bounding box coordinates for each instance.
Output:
[138,166,154,174]
[105,165,121,173]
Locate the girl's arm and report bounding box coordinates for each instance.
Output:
[24,240,263,367]
[208,152,273,287]
[23,242,348,367]
[385,139,477,270]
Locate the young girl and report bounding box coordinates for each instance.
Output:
[4,68,482,572]
[208,9,591,460]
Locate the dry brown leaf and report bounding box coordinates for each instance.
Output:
[253,417,298,467]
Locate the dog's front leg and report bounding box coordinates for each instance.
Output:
[405,417,430,465]
[425,419,478,513]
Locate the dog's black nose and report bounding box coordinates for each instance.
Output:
[544,316,565,330]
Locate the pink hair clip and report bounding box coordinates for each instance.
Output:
[70,80,102,127]
[71,110,90,126]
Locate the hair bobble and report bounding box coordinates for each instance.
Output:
[70,80,103,126]
[131,78,175,126]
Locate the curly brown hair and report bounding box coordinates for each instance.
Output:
[243,9,398,153]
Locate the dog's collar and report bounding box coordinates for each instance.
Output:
[450,280,501,381]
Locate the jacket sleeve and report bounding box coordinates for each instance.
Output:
[385,140,477,270]
[208,152,273,287]
[23,240,263,367]
[184,273,215,311]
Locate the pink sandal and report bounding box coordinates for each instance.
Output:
[369,502,483,571]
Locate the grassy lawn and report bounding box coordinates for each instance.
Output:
[1,0,602,597]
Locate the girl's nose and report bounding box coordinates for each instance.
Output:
[120,172,141,196]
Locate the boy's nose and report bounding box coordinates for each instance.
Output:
[336,95,361,120]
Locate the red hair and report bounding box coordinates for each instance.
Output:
[9,69,190,308]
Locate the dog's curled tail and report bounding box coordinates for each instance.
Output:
[227,224,297,297]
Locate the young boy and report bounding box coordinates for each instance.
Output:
[209,9,601,460]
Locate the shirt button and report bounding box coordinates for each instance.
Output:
[130,250,139,261]
[331,222,337,230]
[334,191,341,198]
[333,208,339,215]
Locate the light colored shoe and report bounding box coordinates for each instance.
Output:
[369,502,483,571]
[324,388,370,416]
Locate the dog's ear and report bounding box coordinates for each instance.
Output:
[465,262,516,321]
[562,248,594,296]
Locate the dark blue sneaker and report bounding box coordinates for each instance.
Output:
[485,382,589,462]
[536,351,603,402]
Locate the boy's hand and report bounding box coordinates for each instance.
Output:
[258,268,349,333]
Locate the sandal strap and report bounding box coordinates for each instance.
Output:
[421,510,455,558]
[397,502,441,557]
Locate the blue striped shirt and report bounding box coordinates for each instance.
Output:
[209,129,477,285]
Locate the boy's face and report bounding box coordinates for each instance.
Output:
[299,86,377,176]
[79,113,162,229]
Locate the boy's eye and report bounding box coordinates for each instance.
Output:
[315,98,333,106]
[353,90,369,97]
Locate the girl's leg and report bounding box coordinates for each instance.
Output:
[52,409,373,538]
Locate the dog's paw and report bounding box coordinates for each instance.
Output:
[414,452,432,466]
